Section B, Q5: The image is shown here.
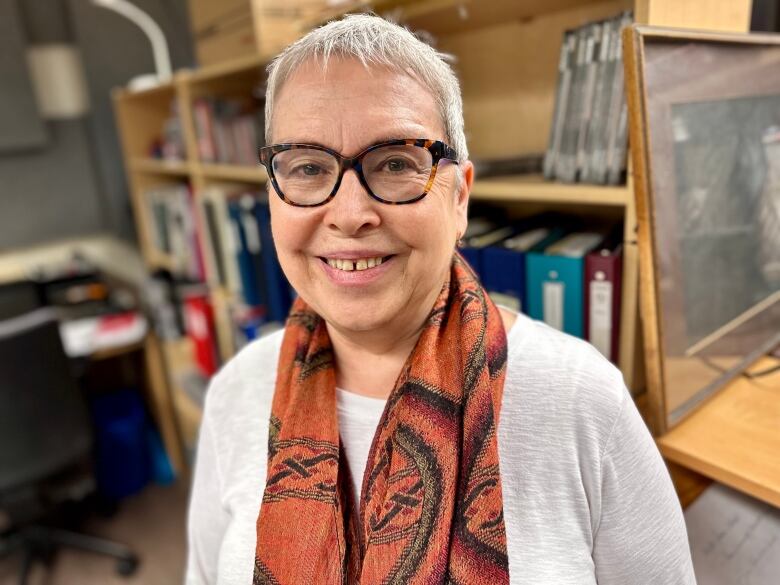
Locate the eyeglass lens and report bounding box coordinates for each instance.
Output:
[271,144,434,205]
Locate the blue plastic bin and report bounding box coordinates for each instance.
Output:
[89,389,150,500]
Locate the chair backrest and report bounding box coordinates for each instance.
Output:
[0,308,91,494]
[0,280,43,320]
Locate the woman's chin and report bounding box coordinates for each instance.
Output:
[322,306,392,334]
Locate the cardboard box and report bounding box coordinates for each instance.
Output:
[189,0,334,67]
[188,0,250,34]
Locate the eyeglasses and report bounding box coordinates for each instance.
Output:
[258,139,459,207]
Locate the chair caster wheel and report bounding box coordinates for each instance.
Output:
[116,555,140,577]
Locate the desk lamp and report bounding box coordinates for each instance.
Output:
[90,0,172,91]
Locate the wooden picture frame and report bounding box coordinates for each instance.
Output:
[623,25,780,435]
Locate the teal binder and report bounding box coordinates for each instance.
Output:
[526,232,605,338]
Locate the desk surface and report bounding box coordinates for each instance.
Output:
[658,356,780,508]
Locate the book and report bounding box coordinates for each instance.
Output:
[193,98,217,162]
[581,18,613,183]
[228,199,265,308]
[460,216,504,277]
[584,226,623,363]
[526,231,605,337]
[239,194,270,312]
[605,11,633,185]
[252,195,293,323]
[543,30,577,180]
[145,184,204,281]
[574,22,601,181]
[193,96,265,166]
[482,226,552,312]
[201,185,244,297]
[555,26,589,183]
[182,289,219,377]
[543,11,633,185]
[585,17,609,184]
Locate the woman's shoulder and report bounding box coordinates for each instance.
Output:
[203,328,285,419]
[503,312,628,437]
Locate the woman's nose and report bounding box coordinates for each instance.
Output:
[322,169,381,236]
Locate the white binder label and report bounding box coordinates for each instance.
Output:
[543,281,564,331]
[589,279,613,358]
[240,212,262,254]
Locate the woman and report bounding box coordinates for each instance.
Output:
[187,14,695,584]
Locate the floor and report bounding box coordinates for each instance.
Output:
[0,482,188,585]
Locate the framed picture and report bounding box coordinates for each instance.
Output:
[624,26,780,434]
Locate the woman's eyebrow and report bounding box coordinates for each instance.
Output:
[272,138,329,147]
[270,135,419,153]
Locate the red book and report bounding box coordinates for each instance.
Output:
[186,185,207,282]
[183,292,219,377]
[193,99,217,162]
[584,233,623,364]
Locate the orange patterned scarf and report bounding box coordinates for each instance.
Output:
[254,253,509,584]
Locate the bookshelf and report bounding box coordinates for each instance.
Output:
[470,175,631,207]
[113,0,753,467]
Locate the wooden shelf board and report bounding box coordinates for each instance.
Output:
[309,0,620,37]
[470,175,629,206]
[130,158,192,176]
[185,53,275,85]
[198,163,268,183]
[657,356,780,508]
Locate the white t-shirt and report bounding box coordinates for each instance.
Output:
[336,388,386,506]
[186,313,696,584]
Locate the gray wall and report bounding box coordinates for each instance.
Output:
[0,0,193,251]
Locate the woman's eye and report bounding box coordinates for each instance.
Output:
[383,158,412,172]
[293,163,323,176]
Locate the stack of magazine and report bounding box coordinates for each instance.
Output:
[543,11,633,185]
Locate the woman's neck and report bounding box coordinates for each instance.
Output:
[326,316,425,400]
[327,305,517,401]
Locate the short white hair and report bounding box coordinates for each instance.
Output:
[264,13,469,162]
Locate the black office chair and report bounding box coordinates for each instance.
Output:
[0,308,139,583]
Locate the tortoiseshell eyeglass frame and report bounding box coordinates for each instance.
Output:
[258,138,459,207]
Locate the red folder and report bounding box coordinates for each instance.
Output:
[584,236,623,364]
[183,292,219,377]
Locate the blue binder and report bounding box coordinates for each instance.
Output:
[253,198,293,323]
[482,226,557,313]
[228,200,265,308]
[526,232,605,338]
[460,217,503,278]
[462,225,517,281]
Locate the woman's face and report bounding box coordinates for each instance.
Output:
[270,57,471,336]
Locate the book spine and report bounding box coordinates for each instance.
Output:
[543,31,575,180]
[585,246,623,363]
[575,23,600,182]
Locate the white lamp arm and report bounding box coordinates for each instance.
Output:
[91,0,172,82]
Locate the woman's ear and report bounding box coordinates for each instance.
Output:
[455,160,474,240]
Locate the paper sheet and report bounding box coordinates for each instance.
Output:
[685,483,780,585]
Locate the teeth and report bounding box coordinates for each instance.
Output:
[326,256,386,272]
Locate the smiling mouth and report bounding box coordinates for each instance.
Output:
[318,255,394,272]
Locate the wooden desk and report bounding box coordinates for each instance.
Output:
[658,357,780,508]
